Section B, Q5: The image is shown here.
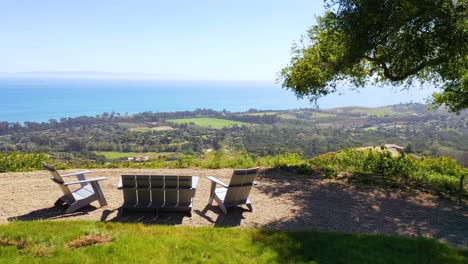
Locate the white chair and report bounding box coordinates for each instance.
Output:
[44,163,107,213]
[207,167,259,214]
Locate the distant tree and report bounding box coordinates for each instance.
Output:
[66,138,86,152]
[279,0,467,112]
[404,144,413,153]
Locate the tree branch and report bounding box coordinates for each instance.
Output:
[364,56,427,82]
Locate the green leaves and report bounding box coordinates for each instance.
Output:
[280,0,467,112]
[0,152,48,173]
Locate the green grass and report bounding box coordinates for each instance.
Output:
[93,151,173,160]
[0,221,466,263]
[167,118,247,128]
[363,126,378,131]
[348,107,406,117]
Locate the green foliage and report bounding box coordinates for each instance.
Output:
[201,150,255,169]
[280,0,467,112]
[0,152,48,173]
[0,221,466,263]
[310,148,467,196]
[2,148,466,199]
[309,152,340,178]
[256,153,307,168]
[419,156,464,177]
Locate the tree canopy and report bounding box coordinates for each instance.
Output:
[279,0,467,112]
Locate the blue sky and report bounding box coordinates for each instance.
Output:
[0,0,323,81]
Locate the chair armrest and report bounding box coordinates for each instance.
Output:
[61,170,93,177]
[206,176,228,188]
[63,177,107,186]
[117,177,123,190]
[192,176,200,188]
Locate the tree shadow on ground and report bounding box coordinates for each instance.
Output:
[256,168,468,247]
[7,204,96,222]
[250,229,468,263]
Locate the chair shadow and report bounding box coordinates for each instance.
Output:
[7,204,97,222]
[194,205,250,227]
[100,207,185,225]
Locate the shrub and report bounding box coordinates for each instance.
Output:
[0,152,48,173]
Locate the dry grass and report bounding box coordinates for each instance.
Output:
[0,236,28,249]
[68,234,111,249]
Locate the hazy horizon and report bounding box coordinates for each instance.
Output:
[0,77,438,123]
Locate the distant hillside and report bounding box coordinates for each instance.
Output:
[0,103,466,166]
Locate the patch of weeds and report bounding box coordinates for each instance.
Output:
[67,234,111,249]
[23,244,54,257]
[0,236,28,249]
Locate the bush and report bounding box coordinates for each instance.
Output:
[0,152,48,173]
[309,148,466,197]
[1,149,465,199]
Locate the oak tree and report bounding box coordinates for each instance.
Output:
[280,0,467,112]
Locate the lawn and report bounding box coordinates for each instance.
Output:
[0,221,465,263]
[348,107,406,117]
[363,126,378,131]
[94,151,173,160]
[167,118,247,128]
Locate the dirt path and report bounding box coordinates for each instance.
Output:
[1,168,466,247]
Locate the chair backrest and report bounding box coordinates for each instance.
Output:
[224,167,259,204]
[44,163,74,201]
[121,175,195,208]
[136,175,151,207]
[163,176,193,207]
[121,175,137,207]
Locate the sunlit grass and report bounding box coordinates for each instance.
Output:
[0,221,466,264]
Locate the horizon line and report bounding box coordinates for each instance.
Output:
[0,71,276,83]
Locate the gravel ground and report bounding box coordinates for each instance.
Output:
[1,168,466,247]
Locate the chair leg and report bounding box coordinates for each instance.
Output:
[90,181,108,207]
[208,181,216,205]
[246,203,253,212]
[54,198,65,206]
[65,201,83,213]
[213,195,228,214]
[219,203,228,215]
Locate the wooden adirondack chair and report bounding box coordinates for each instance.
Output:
[44,163,107,213]
[207,167,260,214]
[118,175,200,216]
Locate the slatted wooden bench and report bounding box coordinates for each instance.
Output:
[118,175,200,216]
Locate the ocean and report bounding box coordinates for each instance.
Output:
[0,78,436,123]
